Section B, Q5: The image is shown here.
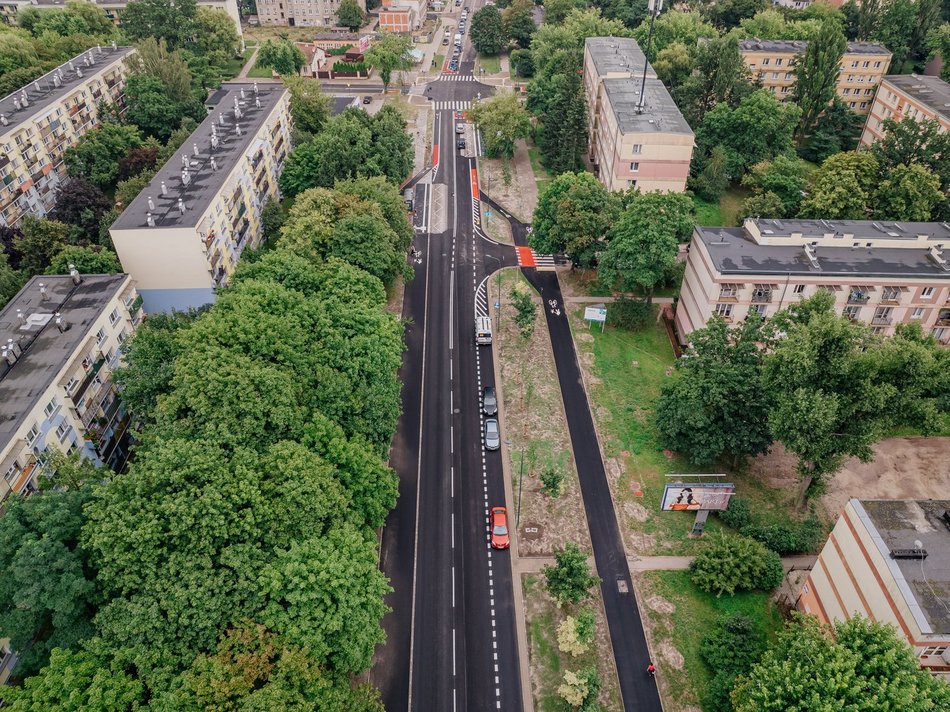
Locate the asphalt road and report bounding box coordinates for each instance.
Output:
[374,18,523,710]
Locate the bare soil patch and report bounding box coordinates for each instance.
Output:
[479,140,538,223]
[493,269,591,556]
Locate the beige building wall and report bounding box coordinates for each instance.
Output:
[739,42,891,114]
[861,75,950,146]
[256,0,366,26]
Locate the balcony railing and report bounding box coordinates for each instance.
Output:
[847,292,871,304]
[880,292,902,304]
[871,316,893,326]
[750,291,773,304]
[70,357,105,403]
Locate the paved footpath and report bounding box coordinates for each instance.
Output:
[514,555,817,574]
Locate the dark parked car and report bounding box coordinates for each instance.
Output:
[362,95,372,104]
[457,137,466,150]
[482,386,497,415]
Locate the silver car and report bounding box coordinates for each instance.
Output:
[482,386,497,416]
[484,418,500,450]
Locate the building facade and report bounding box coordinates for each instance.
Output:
[0,272,141,505]
[0,44,133,227]
[738,40,892,114]
[860,74,950,146]
[256,0,365,27]
[797,499,950,678]
[110,83,291,313]
[0,0,242,36]
[583,37,694,193]
[675,218,950,345]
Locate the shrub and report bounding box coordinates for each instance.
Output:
[718,496,752,531]
[327,44,354,56]
[540,465,564,497]
[333,60,368,74]
[558,668,602,711]
[607,297,652,330]
[689,533,785,597]
[557,616,589,657]
[544,542,600,605]
[574,606,596,648]
[717,496,824,555]
[511,287,537,337]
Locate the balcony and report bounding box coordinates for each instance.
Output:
[936,310,950,326]
[70,356,105,403]
[880,290,902,304]
[847,291,871,304]
[750,290,773,304]
[871,316,893,326]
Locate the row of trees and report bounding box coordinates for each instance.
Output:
[657,293,950,497]
[0,176,410,708]
[470,0,538,56]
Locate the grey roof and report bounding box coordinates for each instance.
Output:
[603,77,693,136]
[0,45,134,136]
[857,500,950,636]
[738,39,891,56]
[585,37,655,79]
[882,74,950,122]
[331,95,359,116]
[111,83,287,231]
[0,274,128,450]
[696,219,950,279]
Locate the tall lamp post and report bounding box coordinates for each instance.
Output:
[637,0,663,115]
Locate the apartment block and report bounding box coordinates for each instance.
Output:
[0,44,133,228]
[675,218,950,345]
[583,37,694,193]
[256,0,365,27]
[110,83,291,313]
[861,74,950,146]
[797,499,950,678]
[0,0,242,36]
[0,272,142,505]
[738,39,891,113]
[378,0,424,32]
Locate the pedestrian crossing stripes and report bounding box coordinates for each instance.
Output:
[437,74,477,81]
[433,100,472,111]
[516,247,556,270]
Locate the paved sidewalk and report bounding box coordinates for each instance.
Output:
[563,295,675,305]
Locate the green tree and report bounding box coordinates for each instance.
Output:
[0,33,40,76]
[696,90,800,178]
[740,153,812,216]
[543,0,585,24]
[543,542,600,605]
[125,37,197,105]
[800,96,864,163]
[927,22,950,81]
[689,532,784,597]
[283,76,331,136]
[337,0,365,30]
[191,6,240,65]
[504,0,537,48]
[653,41,693,88]
[45,245,121,275]
[872,163,943,221]
[0,485,100,679]
[699,614,766,712]
[470,4,507,55]
[733,615,950,712]
[17,1,113,37]
[798,150,878,219]
[739,190,785,221]
[335,175,414,253]
[326,211,403,285]
[122,0,198,48]
[0,250,21,307]
[691,143,730,201]
[13,216,69,275]
[792,20,848,140]
[467,90,532,159]
[870,116,950,195]
[675,35,753,125]
[703,0,769,30]
[257,38,306,75]
[599,192,694,305]
[49,176,113,243]
[632,8,717,58]
[535,65,588,174]
[365,32,413,90]
[123,73,203,142]
[529,171,620,267]
[64,123,143,189]
[657,315,772,467]
[872,0,916,69]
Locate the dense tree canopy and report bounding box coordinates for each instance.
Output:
[467,90,532,159]
[257,39,306,76]
[471,4,507,54]
[64,123,144,189]
[365,32,413,90]
[792,20,848,139]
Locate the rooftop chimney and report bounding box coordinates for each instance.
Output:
[112,40,117,50]
[253,81,259,95]
[39,282,47,300]
[55,313,69,332]
[76,68,83,78]
[69,264,82,285]
[146,213,155,227]
[210,156,218,171]
[234,123,241,136]
[193,142,199,156]
[160,181,168,196]
[255,96,261,109]
[240,88,246,100]
[177,198,185,214]
[147,196,155,211]
[8,338,22,358]
[16,309,24,325]
[3,348,15,367]
[182,169,190,186]
[0,115,7,126]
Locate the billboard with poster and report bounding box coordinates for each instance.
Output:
[660,482,735,512]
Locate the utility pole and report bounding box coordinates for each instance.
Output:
[637,0,663,115]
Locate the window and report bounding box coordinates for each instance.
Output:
[882,286,902,302]
[874,61,881,68]
[863,60,870,68]
[117,329,128,345]
[842,305,861,320]
[109,308,120,325]
[56,421,72,442]
[44,398,58,417]
[933,327,948,342]
[860,102,868,109]
[65,376,79,393]
[714,303,733,318]
[850,102,857,108]
[631,144,642,154]
[793,284,806,294]
[912,307,924,319]
[772,72,779,79]
[5,461,21,484]
[748,304,767,318]
[25,423,38,444]
[719,283,741,298]
[630,162,639,172]
[95,327,107,347]
[775,58,783,66]
[921,287,935,299]
[761,58,770,66]
[843,88,851,95]
[106,347,116,364]
[921,646,948,657]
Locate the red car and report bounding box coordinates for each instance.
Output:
[489,506,510,549]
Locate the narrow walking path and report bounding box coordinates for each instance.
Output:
[237,45,259,79]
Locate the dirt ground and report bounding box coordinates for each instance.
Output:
[751,438,950,521]
[493,269,591,556]
[479,140,538,224]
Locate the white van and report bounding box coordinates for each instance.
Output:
[475,316,492,345]
[454,33,462,47]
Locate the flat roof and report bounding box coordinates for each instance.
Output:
[738,39,891,56]
[585,37,655,79]
[0,45,134,136]
[0,274,129,450]
[857,500,950,636]
[603,77,693,136]
[752,217,950,242]
[331,96,358,115]
[883,74,950,122]
[111,82,287,231]
[696,224,950,279]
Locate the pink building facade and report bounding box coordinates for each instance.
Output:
[861,74,950,147]
[676,218,950,346]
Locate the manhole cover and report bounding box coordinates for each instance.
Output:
[617,576,629,594]
[521,523,543,541]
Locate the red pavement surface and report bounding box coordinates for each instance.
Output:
[516,246,536,267]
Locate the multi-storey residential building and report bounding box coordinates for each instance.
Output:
[738,39,892,113]
[675,218,950,345]
[861,74,950,146]
[110,83,291,313]
[0,44,133,227]
[0,271,141,505]
[583,37,694,193]
[378,0,424,32]
[0,0,242,37]
[797,499,950,679]
[256,0,365,26]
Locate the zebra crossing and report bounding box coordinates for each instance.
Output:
[515,247,557,271]
[433,100,472,111]
[437,74,477,81]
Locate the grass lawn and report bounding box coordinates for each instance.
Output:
[719,185,751,227]
[477,53,502,74]
[243,24,328,43]
[433,53,445,71]
[569,308,825,554]
[222,46,256,80]
[527,146,553,196]
[693,196,723,227]
[246,62,276,78]
[639,570,784,712]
